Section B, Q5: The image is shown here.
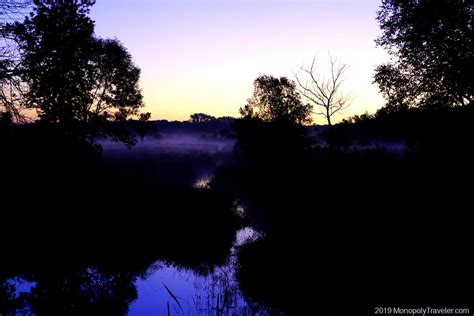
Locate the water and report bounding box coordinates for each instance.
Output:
[0,142,275,315]
[2,228,264,315]
[128,227,261,315]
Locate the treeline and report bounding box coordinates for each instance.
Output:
[210,1,474,314]
[0,1,146,145]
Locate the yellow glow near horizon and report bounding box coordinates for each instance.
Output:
[91,0,389,123]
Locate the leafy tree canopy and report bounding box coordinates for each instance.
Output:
[240,75,312,125]
[189,113,216,123]
[374,0,473,109]
[5,0,143,131]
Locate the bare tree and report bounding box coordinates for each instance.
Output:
[295,54,351,127]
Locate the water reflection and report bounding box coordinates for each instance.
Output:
[128,227,268,315]
[1,184,248,315]
[0,226,277,316]
[193,175,212,189]
[1,268,142,315]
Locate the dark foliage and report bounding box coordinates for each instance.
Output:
[144,117,237,140]
[337,105,474,159]
[240,75,312,125]
[0,0,30,121]
[189,112,216,123]
[215,99,474,314]
[225,142,474,314]
[0,124,243,315]
[134,112,151,141]
[2,1,474,314]
[374,0,474,109]
[4,0,143,140]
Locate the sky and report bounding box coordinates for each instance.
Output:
[91,0,389,124]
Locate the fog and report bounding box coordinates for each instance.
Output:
[101,133,234,155]
[100,133,236,188]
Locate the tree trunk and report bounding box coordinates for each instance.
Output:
[326,109,332,127]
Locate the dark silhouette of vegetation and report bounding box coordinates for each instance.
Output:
[0,108,11,125]
[2,0,474,314]
[135,111,151,141]
[140,117,236,140]
[374,0,473,109]
[233,75,312,183]
[210,4,474,312]
[190,112,216,123]
[214,139,473,314]
[0,1,31,121]
[232,75,313,180]
[0,142,244,314]
[233,117,309,167]
[1,269,140,315]
[4,0,142,138]
[225,76,314,238]
[295,54,351,127]
[240,75,312,125]
[0,57,24,121]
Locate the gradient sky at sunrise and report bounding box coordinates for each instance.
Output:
[91,0,389,123]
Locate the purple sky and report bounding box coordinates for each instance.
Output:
[91,0,388,123]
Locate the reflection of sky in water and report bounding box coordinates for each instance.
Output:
[5,228,264,315]
[7,277,36,300]
[128,227,262,315]
[193,175,212,189]
[103,137,256,313]
[4,139,270,314]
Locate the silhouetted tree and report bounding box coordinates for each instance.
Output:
[190,112,216,123]
[136,112,151,141]
[89,38,143,122]
[374,0,473,109]
[0,108,11,127]
[295,54,351,127]
[373,63,417,111]
[240,75,312,125]
[0,56,24,121]
[0,0,30,121]
[5,0,143,130]
[216,116,235,123]
[0,0,31,54]
[233,76,311,174]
